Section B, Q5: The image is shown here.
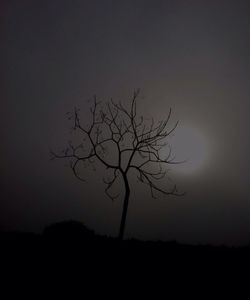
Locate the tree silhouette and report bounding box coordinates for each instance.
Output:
[50,90,183,240]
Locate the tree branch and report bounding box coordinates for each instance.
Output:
[51,90,184,200]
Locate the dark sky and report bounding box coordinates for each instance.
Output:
[1,0,250,245]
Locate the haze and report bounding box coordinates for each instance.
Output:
[1,0,250,246]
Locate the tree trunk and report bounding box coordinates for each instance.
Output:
[118,173,130,241]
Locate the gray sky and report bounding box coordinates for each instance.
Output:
[1,0,250,245]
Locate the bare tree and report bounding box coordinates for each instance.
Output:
[50,90,184,240]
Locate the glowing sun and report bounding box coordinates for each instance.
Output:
[169,125,210,174]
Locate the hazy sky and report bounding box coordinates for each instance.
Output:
[1,0,250,245]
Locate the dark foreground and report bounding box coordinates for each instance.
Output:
[1,220,249,292]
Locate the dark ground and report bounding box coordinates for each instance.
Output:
[1,220,249,293]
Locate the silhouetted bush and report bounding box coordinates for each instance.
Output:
[43,220,96,243]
